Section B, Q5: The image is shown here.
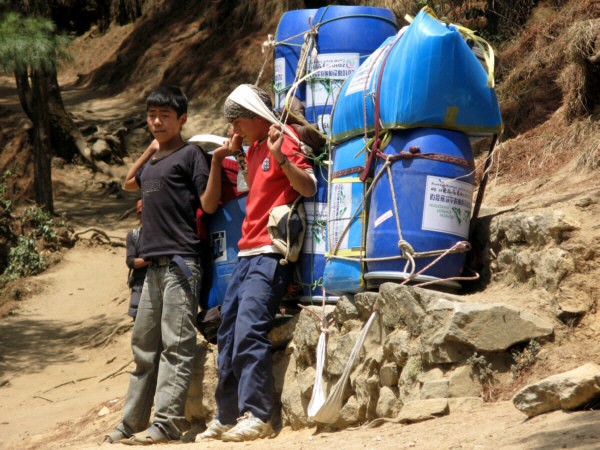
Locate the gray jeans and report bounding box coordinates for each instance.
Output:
[117,258,201,439]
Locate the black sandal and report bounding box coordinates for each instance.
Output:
[102,429,129,444]
[120,425,170,446]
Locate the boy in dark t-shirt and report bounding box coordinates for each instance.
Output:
[104,86,221,445]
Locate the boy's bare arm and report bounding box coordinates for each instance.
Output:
[267,125,317,198]
[123,139,159,191]
[200,136,241,213]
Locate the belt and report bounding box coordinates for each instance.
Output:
[149,255,197,279]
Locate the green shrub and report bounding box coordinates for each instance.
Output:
[1,236,47,282]
[22,206,58,243]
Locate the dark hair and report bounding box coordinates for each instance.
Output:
[146,86,188,117]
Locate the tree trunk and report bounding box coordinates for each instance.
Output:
[30,67,54,214]
[46,65,90,163]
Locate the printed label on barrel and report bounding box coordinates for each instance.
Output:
[422,176,473,238]
[274,58,286,92]
[303,201,327,254]
[306,53,359,106]
[210,231,227,263]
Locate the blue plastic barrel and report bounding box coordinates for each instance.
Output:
[304,5,397,134]
[203,194,247,309]
[323,136,370,294]
[299,162,328,302]
[331,8,502,143]
[365,128,474,283]
[274,9,318,112]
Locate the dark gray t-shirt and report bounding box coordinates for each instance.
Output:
[139,143,209,258]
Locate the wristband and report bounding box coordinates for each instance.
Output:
[277,156,289,168]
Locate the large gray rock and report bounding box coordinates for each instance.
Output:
[512,363,600,417]
[269,314,299,349]
[380,363,399,387]
[490,210,579,247]
[353,292,379,320]
[376,386,402,418]
[397,398,449,423]
[293,305,335,367]
[421,299,554,363]
[498,248,575,290]
[420,379,449,399]
[334,395,364,428]
[383,329,411,366]
[185,343,218,423]
[448,365,482,398]
[326,329,359,377]
[378,284,426,333]
[333,296,360,325]
[280,352,310,429]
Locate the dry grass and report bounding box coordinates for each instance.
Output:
[496,0,600,136]
[493,114,600,184]
[490,0,600,182]
[559,19,600,122]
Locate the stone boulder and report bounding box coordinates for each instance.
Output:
[513,363,600,417]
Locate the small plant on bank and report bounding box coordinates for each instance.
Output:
[510,339,540,379]
[22,206,59,243]
[467,352,498,401]
[0,173,70,286]
[1,236,47,282]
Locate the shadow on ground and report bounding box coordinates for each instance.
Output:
[0,313,131,377]
[509,410,600,450]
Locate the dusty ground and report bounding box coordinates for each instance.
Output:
[0,84,599,450]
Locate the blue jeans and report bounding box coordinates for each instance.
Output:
[215,254,289,424]
[117,258,201,439]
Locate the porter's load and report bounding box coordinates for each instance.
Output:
[298,161,334,302]
[204,192,248,309]
[301,5,398,135]
[273,9,318,112]
[331,8,502,143]
[323,136,370,295]
[364,128,474,289]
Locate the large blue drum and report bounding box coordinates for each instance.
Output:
[274,9,318,112]
[331,8,502,143]
[323,136,370,294]
[304,5,397,134]
[365,128,474,284]
[299,162,329,302]
[203,194,247,309]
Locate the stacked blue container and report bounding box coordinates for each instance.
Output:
[325,9,503,293]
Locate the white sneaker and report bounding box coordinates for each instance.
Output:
[221,411,273,442]
[195,419,233,441]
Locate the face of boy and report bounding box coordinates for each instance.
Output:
[147,106,186,144]
[229,117,265,144]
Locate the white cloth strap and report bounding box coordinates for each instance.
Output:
[227,84,311,153]
[307,310,379,423]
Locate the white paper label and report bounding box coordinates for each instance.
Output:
[422,176,473,238]
[345,45,387,95]
[374,209,393,228]
[303,201,327,254]
[274,57,286,92]
[306,53,359,107]
[329,183,353,250]
[307,53,360,80]
[210,231,227,263]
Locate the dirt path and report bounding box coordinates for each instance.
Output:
[0,243,134,449]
